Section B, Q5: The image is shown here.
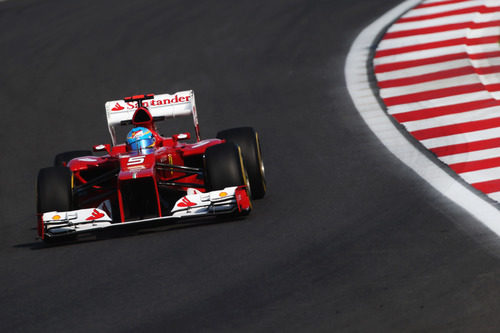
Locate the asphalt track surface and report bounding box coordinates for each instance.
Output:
[3,0,500,331]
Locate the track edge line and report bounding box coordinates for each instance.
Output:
[345,0,500,237]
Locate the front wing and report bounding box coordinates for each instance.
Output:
[40,186,251,240]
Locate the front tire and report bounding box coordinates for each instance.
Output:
[37,166,73,214]
[37,167,75,243]
[205,143,251,216]
[217,127,266,199]
[205,142,247,191]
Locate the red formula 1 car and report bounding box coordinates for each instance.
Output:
[36,91,266,241]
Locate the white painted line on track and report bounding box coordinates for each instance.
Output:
[420,127,500,149]
[472,57,500,67]
[489,191,500,201]
[377,29,468,50]
[374,45,466,64]
[441,147,500,165]
[376,59,471,81]
[403,106,500,131]
[387,91,492,114]
[403,0,483,17]
[379,74,480,98]
[467,43,500,54]
[467,27,500,39]
[461,166,500,183]
[345,0,500,236]
[389,13,477,31]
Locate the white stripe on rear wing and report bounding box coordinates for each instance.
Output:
[105,90,200,145]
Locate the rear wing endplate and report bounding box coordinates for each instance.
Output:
[105,90,200,145]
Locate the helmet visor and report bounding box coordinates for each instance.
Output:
[128,137,155,151]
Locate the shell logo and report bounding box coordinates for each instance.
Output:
[219,192,228,198]
[52,215,61,220]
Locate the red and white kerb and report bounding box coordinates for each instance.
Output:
[374,0,500,202]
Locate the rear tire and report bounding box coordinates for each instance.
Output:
[217,127,266,199]
[54,150,92,167]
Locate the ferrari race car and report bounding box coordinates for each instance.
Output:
[36,91,266,242]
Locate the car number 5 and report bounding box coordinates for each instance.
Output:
[128,156,145,166]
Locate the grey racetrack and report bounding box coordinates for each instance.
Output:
[2,0,500,331]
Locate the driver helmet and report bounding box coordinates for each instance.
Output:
[126,127,156,151]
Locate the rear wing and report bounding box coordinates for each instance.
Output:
[105,90,200,145]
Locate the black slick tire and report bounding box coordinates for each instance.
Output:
[37,166,73,213]
[205,142,247,191]
[37,167,74,243]
[216,127,266,199]
[205,142,251,216]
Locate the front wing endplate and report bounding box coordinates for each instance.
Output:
[40,186,250,239]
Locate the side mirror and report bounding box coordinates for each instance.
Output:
[173,133,191,141]
[93,144,111,153]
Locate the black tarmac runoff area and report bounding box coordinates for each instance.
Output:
[3,0,500,331]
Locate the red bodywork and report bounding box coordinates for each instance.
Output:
[66,102,223,223]
[36,93,256,240]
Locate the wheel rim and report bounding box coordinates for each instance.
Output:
[256,133,266,191]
